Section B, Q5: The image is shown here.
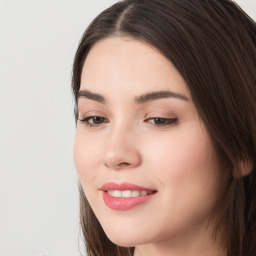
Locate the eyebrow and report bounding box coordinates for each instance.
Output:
[135,90,189,103]
[78,89,105,103]
[77,89,189,104]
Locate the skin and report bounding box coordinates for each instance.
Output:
[74,37,225,256]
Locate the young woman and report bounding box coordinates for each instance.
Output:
[72,0,256,255]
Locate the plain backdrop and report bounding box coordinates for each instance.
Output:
[0,1,255,256]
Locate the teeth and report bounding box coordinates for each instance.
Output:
[107,190,152,198]
[131,190,140,197]
[113,190,122,197]
[141,191,147,196]
[122,190,132,197]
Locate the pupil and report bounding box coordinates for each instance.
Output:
[155,118,166,124]
[94,117,103,124]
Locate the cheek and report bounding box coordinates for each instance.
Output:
[143,126,220,229]
[73,132,100,189]
[145,124,217,189]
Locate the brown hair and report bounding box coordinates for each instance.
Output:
[72,0,256,255]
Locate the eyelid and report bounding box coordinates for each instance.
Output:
[145,117,178,126]
[78,110,106,118]
[143,111,179,128]
[144,111,177,119]
[77,109,110,128]
[78,115,110,129]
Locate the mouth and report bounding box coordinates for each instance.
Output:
[106,190,155,198]
[100,182,157,210]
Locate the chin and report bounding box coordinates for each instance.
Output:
[102,226,145,248]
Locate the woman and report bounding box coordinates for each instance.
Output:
[72,0,256,255]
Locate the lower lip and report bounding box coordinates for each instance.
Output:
[102,191,155,210]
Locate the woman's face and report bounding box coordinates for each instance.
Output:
[74,37,222,251]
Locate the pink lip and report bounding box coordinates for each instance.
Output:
[100,182,154,192]
[100,182,157,210]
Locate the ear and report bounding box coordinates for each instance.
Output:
[236,160,253,178]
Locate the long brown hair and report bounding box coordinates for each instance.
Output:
[72,0,256,255]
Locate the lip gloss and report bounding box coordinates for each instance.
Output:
[100,182,156,210]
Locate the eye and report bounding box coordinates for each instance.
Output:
[146,117,178,127]
[78,116,109,127]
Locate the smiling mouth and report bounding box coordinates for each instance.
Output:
[102,190,157,210]
[106,190,155,198]
[100,182,157,210]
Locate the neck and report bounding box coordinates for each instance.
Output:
[134,242,226,256]
[133,225,227,256]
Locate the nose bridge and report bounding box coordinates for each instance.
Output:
[103,119,141,170]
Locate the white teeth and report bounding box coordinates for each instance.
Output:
[140,191,147,196]
[131,190,140,197]
[113,190,122,197]
[122,190,132,198]
[108,190,114,196]
[107,190,153,198]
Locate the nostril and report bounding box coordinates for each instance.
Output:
[104,161,131,169]
[120,162,130,166]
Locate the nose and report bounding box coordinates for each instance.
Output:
[103,126,142,170]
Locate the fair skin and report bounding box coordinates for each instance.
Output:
[74,37,225,256]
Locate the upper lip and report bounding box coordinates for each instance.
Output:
[100,182,156,192]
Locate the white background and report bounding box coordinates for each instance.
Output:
[0,1,255,256]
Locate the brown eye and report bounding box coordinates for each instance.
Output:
[146,117,178,127]
[78,116,109,127]
[154,118,168,125]
[90,116,105,124]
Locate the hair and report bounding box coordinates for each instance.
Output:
[72,0,256,255]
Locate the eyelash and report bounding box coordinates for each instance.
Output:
[145,117,178,127]
[78,116,178,128]
[78,116,109,127]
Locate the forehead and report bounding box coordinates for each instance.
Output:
[80,37,190,99]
